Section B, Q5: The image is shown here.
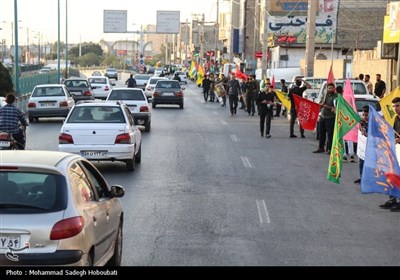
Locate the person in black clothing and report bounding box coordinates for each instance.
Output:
[220,74,229,107]
[278,79,288,117]
[246,75,258,116]
[226,73,242,116]
[172,72,181,83]
[125,74,137,88]
[256,84,276,138]
[202,75,211,102]
[288,78,311,138]
[374,73,386,98]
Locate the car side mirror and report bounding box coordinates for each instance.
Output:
[110,185,125,198]
[112,83,116,86]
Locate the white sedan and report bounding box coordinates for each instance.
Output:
[88,76,115,99]
[58,101,142,171]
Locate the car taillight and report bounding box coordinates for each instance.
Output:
[176,91,183,97]
[50,216,84,240]
[83,91,92,96]
[0,132,10,140]
[28,102,36,108]
[140,106,149,112]
[59,101,68,107]
[59,133,74,144]
[153,91,160,97]
[104,86,109,91]
[115,133,131,144]
[146,86,151,91]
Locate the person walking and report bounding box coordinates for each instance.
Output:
[354,105,369,184]
[279,79,288,117]
[256,84,276,138]
[313,83,337,153]
[202,75,211,102]
[209,73,216,102]
[288,78,311,138]
[374,73,386,99]
[246,75,257,116]
[220,74,229,107]
[125,74,137,88]
[226,73,241,116]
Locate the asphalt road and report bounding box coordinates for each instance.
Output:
[25,75,400,266]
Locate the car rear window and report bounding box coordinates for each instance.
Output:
[89,78,107,84]
[134,75,151,80]
[65,80,89,88]
[0,172,67,213]
[32,87,64,97]
[68,106,125,123]
[108,90,145,101]
[156,81,180,89]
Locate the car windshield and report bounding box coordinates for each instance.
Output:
[135,75,151,80]
[355,99,380,112]
[68,106,125,123]
[149,78,165,84]
[108,90,145,101]
[107,68,117,72]
[0,172,67,213]
[33,87,64,97]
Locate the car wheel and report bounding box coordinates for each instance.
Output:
[85,253,93,266]
[107,222,123,266]
[180,103,184,109]
[135,144,141,163]
[29,117,34,123]
[126,154,135,171]
[152,102,156,108]
[145,122,151,132]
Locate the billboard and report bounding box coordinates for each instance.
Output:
[268,0,338,44]
[103,10,127,33]
[156,11,180,34]
[383,2,400,43]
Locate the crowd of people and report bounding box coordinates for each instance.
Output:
[199,71,399,212]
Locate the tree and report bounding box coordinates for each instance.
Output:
[77,53,101,67]
[69,43,103,57]
[0,63,14,96]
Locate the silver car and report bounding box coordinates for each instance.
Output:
[0,150,125,266]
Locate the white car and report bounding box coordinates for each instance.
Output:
[144,77,169,99]
[106,88,151,132]
[88,76,115,99]
[58,101,142,171]
[27,84,75,122]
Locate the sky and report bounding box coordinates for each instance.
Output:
[0,0,217,45]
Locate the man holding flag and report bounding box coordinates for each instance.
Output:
[288,78,311,138]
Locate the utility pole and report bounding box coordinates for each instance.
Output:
[185,18,189,67]
[200,13,205,66]
[304,0,317,77]
[261,0,268,78]
[215,0,219,69]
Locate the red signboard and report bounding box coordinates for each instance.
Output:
[276,35,297,44]
[254,51,263,58]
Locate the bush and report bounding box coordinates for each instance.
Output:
[0,63,14,96]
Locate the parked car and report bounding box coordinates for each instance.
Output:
[58,101,142,171]
[133,74,152,91]
[152,80,185,109]
[63,78,94,102]
[106,88,151,132]
[0,150,125,266]
[27,84,75,122]
[314,79,371,103]
[144,77,169,99]
[91,70,102,76]
[299,77,327,101]
[174,71,188,84]
[104,68,118,80]
[88,76,115,99]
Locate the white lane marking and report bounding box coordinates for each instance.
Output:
[241,156,252,168]
[230,134,238,142]
[256,199,271,225]
[221,120,227,126]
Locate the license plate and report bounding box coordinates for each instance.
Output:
[163,92,174,96]
[81,151,108,157]
[71,91,82,95]
[0,141,11,147]
[40,102,56,107]
[0,236,21,249]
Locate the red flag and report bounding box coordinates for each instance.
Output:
[271,75,276,89]
[293,94,320,130]
[385,173,400,190]
[327,64,335,84]
[235,67,248,81]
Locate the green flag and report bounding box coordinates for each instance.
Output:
[327,94,361,184]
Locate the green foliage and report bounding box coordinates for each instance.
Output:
[69,43,103,57]
[102,55,124,68]
[0,63,14,96]
[76,53,101,67]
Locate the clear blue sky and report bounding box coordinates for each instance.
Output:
[0,0,217,44]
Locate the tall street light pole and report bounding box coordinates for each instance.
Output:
[13,0,19,94]
[65,0,68,78]
[57,0,61,83]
